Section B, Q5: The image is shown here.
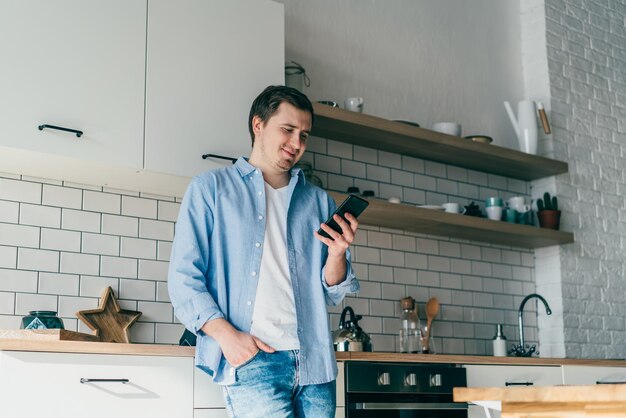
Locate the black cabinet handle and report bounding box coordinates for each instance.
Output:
[202,153,237,164]
[38,124,83,138]
[596,381,626,385]
[80,378,129,384]
[505,381,534,386]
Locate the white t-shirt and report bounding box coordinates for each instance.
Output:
[249,182,300,350]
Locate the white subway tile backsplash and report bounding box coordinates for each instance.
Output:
[0,246,17,269]
[15,292,57,316]
[58,295,98,319]
[353,145,377,164]
[157,201,181,222]
[60,252,100,275]
[130,322,155,343]
[82,233,119,256]
[138,301,173,322]
[366,165,391,183]
[391,169,414,187]
[327,140,353,159]
[381,249,404,267]
[102,214,139,237]
[0,200,19,223]
[401,156,424,173]
[378,151,401,168]
[0,223,40,248]
[414,174,437,191]
[120,278,156,301]
[157,241,173,261]
[139,219,174,241]
[62,209,100,233]
[138,260,169,281]
[156,281,170,302]
[405,253,428,269]
[379,183,403,199]
[418,270,440,287]
[42,185,82,209]
[355,246,380,264]
[0,178,41,203]
[367,231,392,249]
[122,196,157,219]
[100,256,137,279]
[121,237,156,259]
[155,322,184,344]
[83,191,121,214]
[41,228,81,252]
[428,256,451,272]
[17,248,59,272]
[79,275,119,297]
[0,268,38,292]
[369,265,394,282]
[0,292,15,314]
[315,154,341,173]
[381,283,406,301]
[19,203,61,228]
[39,272,79,296]
[393,268,417,285]
[341,160,366,178]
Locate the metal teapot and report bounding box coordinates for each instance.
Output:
[332,306,372,352]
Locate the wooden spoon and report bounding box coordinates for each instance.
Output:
[424,297,440,352]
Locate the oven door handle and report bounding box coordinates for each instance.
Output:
[354,402,468,410]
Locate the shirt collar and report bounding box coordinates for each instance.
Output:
[234,157,306,184]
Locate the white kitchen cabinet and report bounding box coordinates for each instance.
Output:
[0,0,146,169]
[464,364,563,418]
[562,365,626,385]
[144,0,284,178]
[0,351,193,418]
[194,366,226,409]
[194,409,229,418]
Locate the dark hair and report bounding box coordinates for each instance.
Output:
[248,85,314,144]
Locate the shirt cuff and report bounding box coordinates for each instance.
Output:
[322,261,360,306]
[178,292,225,335]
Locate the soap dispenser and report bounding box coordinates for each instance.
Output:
[492,324,507,356]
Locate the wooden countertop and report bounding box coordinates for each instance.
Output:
[454,385,626,417]
[1,339,625,367]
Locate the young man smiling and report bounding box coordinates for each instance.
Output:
[168,85,360,417]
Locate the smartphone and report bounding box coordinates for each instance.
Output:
[317,194,369,239]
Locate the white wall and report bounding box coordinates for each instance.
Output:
[277,0,525,149]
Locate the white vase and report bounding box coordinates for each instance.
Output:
[504,100,538,155]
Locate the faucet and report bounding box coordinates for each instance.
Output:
[510,293,552,357]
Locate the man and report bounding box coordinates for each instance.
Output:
[168,85,360,417]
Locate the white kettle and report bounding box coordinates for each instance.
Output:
[504,100,538,155]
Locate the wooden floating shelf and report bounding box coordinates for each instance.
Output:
[330,192,574,249]
[312,103,568,181]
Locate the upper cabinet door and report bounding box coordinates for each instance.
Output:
[144,0,284,178]
[0,0,146,168]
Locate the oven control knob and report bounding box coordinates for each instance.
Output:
[378,372,391,386]
[429,373,442,387]
[405,373,417,386]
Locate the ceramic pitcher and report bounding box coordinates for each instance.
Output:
[504,100,538,155]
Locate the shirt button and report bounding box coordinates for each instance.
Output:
[251,271,257,276]
[258,215,263,220]
[247,300,252,306]
[258,191,262,195]
[255,242,261,248]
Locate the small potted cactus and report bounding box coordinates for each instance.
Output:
[536,192,561,230]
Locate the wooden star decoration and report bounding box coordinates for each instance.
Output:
[76,286,142,343]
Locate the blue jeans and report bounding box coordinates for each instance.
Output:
[222,350,336,418]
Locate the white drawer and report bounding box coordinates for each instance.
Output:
[464,364,562,387]
[562,366,626,385]
[194,367,226,408]
[335,406,345,418]
[0,351,193,418]
[194,409,229,418]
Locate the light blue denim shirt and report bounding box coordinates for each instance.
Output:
[168,157,359,385]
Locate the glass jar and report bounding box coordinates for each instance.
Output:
[20,310,65,330]
[398,297,420,353]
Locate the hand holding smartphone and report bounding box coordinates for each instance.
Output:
[317,194,369,239]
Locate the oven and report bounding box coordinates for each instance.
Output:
[344,362,467,418]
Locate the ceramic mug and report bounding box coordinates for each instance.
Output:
[432,122,462,136]
[345,97,364,113]
[442,202,461,213]
[502,207,518,223]
[486,206,503,221]
[507,196,526,212]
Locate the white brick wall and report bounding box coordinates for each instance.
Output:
[543,0,626,360]
[0,140,536,351]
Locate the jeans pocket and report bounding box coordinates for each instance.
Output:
[234,349,261,370]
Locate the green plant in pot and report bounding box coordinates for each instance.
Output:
[536,192,561,230]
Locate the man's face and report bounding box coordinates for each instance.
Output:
[252,102,312,172]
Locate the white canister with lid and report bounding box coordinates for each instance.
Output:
[492,324,507,356]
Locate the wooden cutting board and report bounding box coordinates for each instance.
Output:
[0,329,100,342]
